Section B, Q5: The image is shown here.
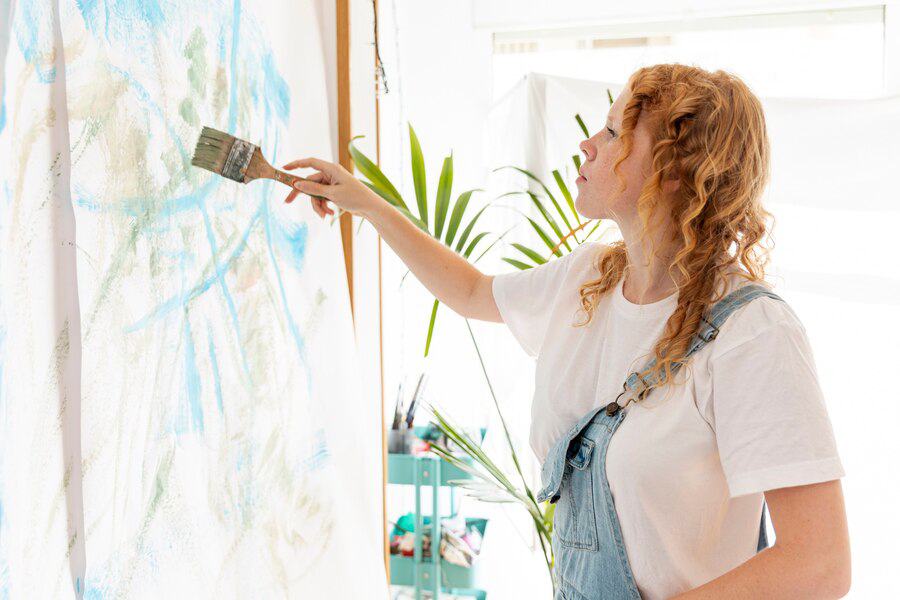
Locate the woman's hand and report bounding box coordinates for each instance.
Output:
[282,157,383,220]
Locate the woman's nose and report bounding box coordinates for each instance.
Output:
[579,140,592,161]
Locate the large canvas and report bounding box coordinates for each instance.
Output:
[0,1,386,598]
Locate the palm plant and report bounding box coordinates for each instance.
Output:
[423,94,617,594]
[498,95,614,269]
[350,90,614,595]
[348,123,509,357]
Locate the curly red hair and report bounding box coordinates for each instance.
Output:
[576,63,776,401]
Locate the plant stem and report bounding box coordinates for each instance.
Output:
[549,219,594,257]
[465,319,555,589]
[464,320,531,494]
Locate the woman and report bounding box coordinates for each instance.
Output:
[284,64,851,599]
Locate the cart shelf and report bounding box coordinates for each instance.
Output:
[388,425,488,600]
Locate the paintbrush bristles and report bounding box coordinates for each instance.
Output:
[190,126,232,174]
[190,126,262,183]
[190,125,279,186]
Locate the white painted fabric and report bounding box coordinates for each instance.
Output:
[0,2,386,599]
[492,241,845,598]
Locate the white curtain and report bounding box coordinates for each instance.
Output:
[485,72,900,597]
[0,1,387,598]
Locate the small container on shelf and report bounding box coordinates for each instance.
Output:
[387,424,489,600]
[389,517,488,593]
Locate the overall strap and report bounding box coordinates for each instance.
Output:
[622,283,780,552]
[621,283,784,402]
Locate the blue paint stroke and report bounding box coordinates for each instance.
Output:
[262,197,306,361]
[76,0,166,39]
[15,0,56,83]
[227,0,241,133]
[258,129,311,396]
[303,429,329,472]
[176,313,204,435]
[74,0,102,35]
[125,207,261,332]
[271,217,307,271]
[195,194,254,386]
[217,24,226,63]
[206,323,224,415]
[105,65,189,163]
[101,13,253,384]
[261,51,290,122]
[74,178,222,219]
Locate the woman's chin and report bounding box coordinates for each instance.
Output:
[574,197,602,221]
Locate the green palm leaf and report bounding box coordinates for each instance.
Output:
[444,189,481,247]
[494,165,572,232]
[583,219,603,240]
[434,152,453,239]
[472,226,514,264]
[526,216,563,258]
[511,242,546,265]
[454,205,488,254]
[462,232,490,259]
[552,169,580,226]
[409,124,428,227]
[424,299,439,357]
[526,191,571,251]
[501,257,532,270]
[574,113,590,138]
[348,136,407,210]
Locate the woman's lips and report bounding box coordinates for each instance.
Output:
[576,175,586,182]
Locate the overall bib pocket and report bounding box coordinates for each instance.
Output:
[554,435,599,551]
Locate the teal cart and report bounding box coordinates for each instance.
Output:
[388,426,488,600]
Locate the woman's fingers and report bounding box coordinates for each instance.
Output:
[283,157,332,174]
[314,197,334,217]
[285,171,327,204]
[281,159,343,218]
[292,179,329,199]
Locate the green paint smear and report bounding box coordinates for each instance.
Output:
[183,27,207,97]
[179,98,198,126]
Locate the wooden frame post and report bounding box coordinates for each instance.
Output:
[336,0,390,581]
[336,0,354,319]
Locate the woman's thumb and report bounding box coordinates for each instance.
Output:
[294,178,327,197]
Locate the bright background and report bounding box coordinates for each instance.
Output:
[375,1,899,598]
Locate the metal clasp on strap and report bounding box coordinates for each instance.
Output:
[606,379,633,416]
[699,315,719,341]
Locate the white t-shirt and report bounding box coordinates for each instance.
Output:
[491,241,845,599]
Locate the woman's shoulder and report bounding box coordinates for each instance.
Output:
[709,270,805,356]
[566,240,608,270]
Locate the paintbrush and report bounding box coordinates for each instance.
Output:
[190,126,328,202]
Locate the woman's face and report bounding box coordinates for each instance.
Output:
[574,80,655,225]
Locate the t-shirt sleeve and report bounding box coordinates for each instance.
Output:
[709,319,846,498]
[491,245,589,358]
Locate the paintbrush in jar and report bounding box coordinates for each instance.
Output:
[190,126,328,202]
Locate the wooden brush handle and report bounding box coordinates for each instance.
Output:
[269,169,329,203]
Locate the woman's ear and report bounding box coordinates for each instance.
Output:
[662,170,680,195]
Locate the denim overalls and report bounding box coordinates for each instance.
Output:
[536,284,783,599]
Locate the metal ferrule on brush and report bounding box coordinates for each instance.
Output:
[222,139,258,183]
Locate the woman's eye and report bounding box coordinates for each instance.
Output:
[606,126,616,138]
